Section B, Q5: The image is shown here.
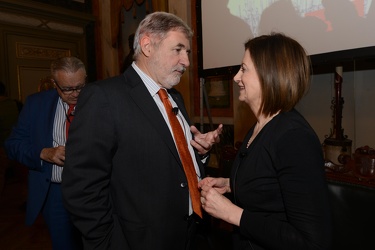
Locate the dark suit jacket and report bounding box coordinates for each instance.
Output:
[62,67,205,250]
[5,90,59,225]
[231,109,332,250]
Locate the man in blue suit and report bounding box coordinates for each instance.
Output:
[5,56,86,250]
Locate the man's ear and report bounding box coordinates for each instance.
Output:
[140,35,152,57]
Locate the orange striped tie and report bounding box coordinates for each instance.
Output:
[158,89,202,218]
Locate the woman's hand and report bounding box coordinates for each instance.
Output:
[198,177,230,194]
[199,177,243,226]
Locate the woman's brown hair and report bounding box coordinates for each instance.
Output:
[245,32,311,116]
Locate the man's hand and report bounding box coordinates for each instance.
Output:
[190,124,223,155]
[40,146,65,166]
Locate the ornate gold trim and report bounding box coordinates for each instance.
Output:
[16,43,71,60]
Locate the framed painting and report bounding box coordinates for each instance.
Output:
[202,75,233,117]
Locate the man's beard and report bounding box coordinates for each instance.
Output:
[160,67,186,89]
[149,55,186,89]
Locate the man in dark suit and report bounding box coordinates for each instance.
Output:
[5,57,85,250]
[62,12,223,250]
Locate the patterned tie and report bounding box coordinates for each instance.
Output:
[66,104,75,138]
[158,89,202,218]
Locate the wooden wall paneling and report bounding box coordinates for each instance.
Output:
[2,24,83,102]
[0,0,95,101]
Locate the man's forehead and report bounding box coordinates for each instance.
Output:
[162,30,190,47]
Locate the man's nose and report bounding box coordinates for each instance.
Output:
[180,52,190,67]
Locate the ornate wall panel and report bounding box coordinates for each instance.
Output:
[0,0,94,102]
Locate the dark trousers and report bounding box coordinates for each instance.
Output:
[42,183,82,250]
[186,213,199,250]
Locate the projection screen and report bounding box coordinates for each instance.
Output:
[199,0,375,74]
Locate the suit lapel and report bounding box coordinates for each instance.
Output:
[168,90,190,125]
[42,90,60,146]
[124,68,203,175]
[128,76,182,166]
[169,90,205,175]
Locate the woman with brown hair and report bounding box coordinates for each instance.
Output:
[199,33,332,250]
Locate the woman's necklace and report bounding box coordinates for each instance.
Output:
[246,112,279,148]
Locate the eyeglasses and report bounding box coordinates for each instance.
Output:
[54,81,86,95]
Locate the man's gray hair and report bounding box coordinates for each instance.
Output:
[133,12,193,60]
[50,57,86,77]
